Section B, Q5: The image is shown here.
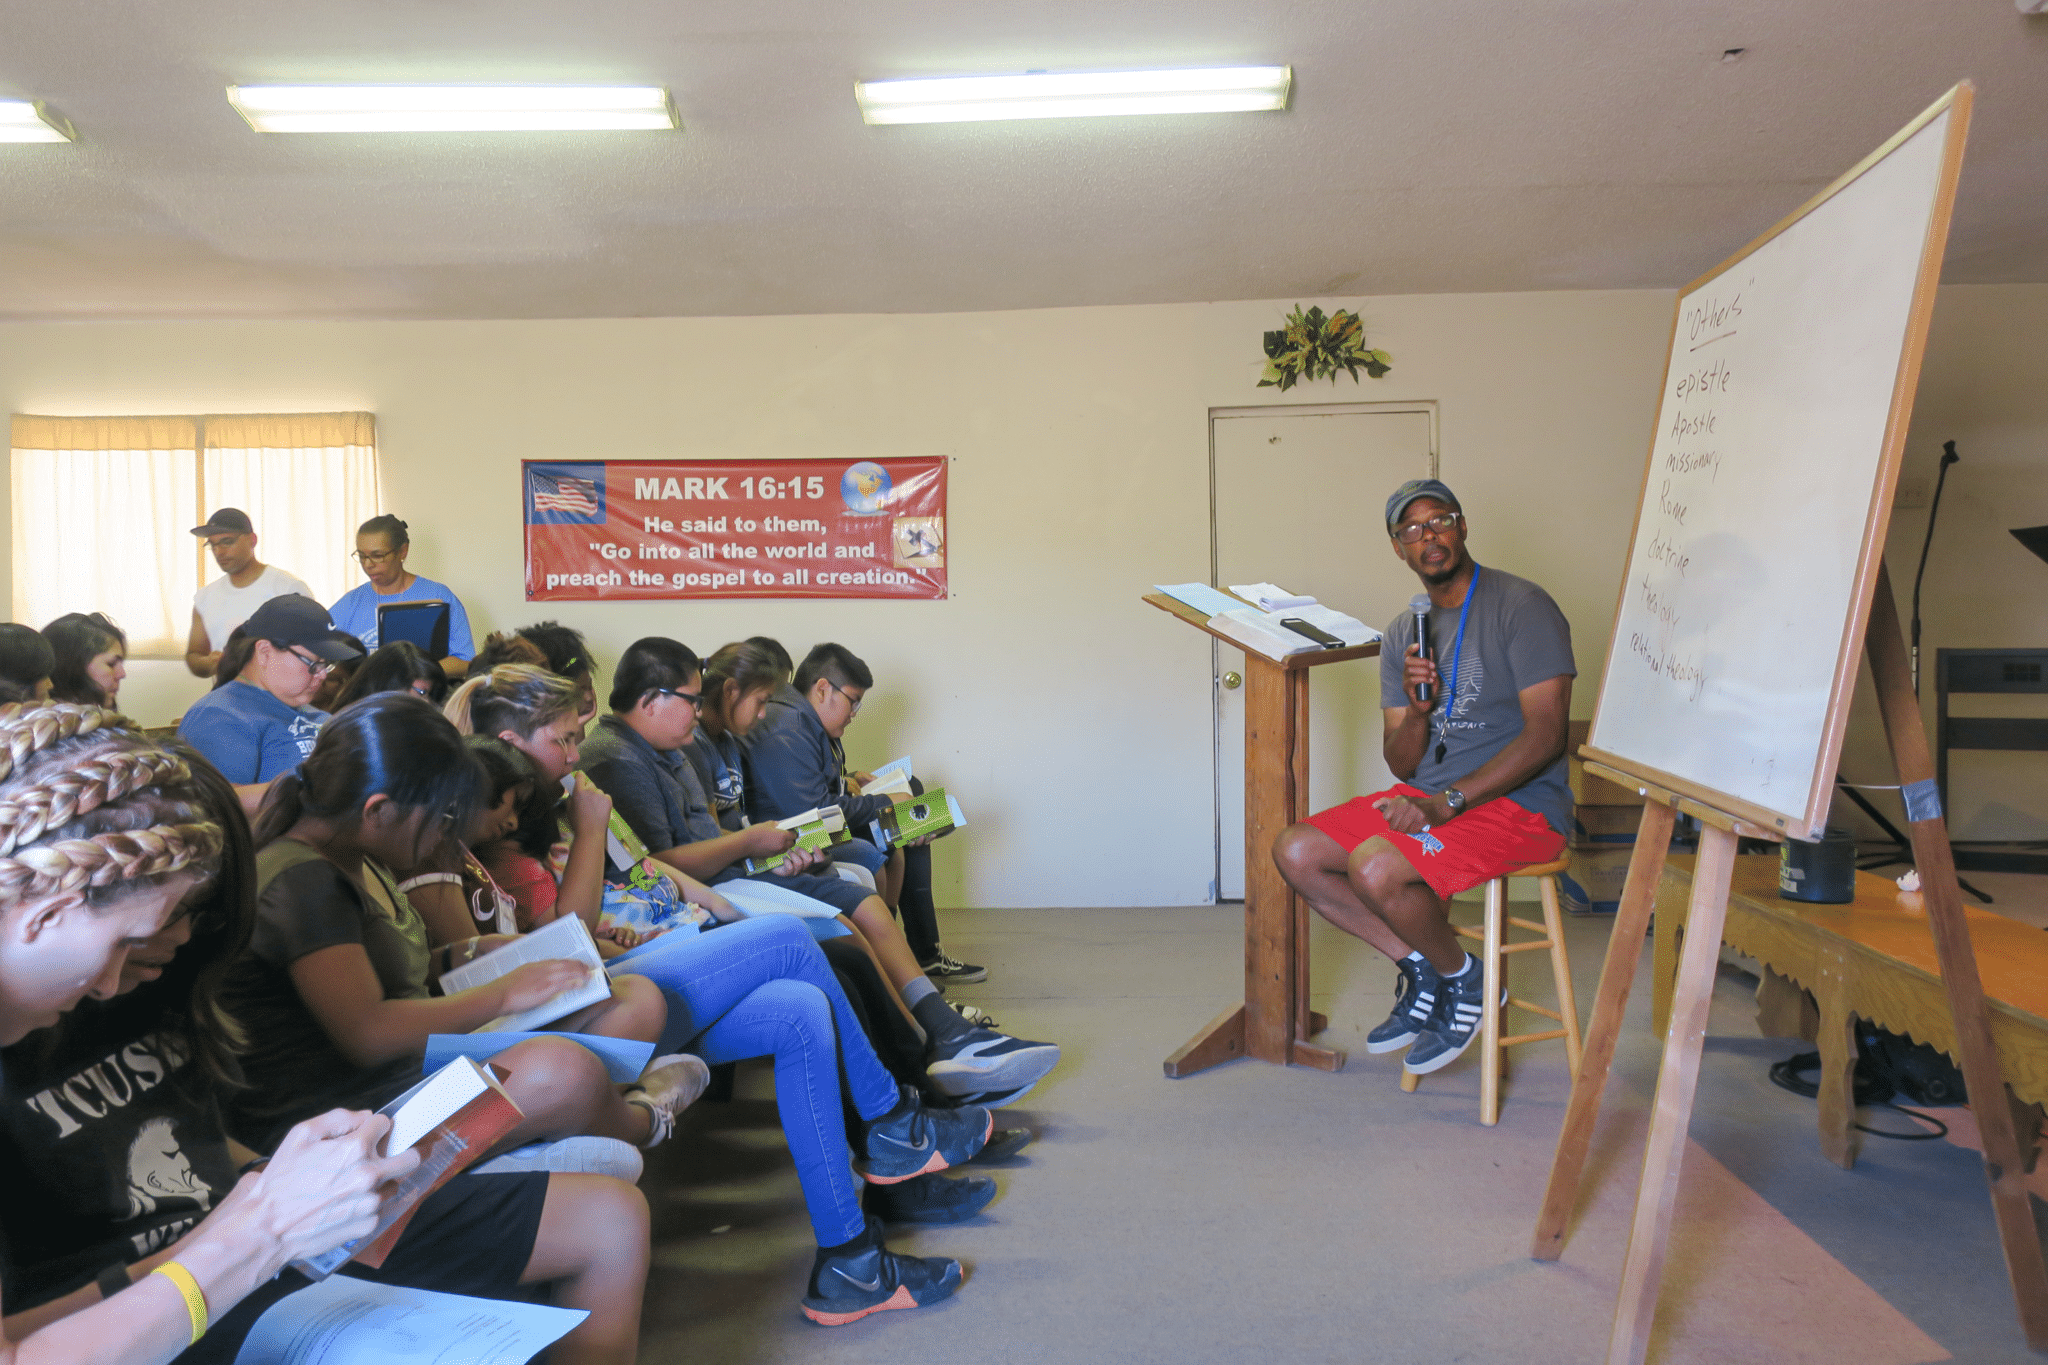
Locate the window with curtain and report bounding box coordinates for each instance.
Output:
[9,412,381,656]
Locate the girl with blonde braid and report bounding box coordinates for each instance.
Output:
[0,702,415,1365]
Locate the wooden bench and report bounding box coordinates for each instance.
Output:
[1653,853,2048,1169]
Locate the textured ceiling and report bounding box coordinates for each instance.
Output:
[0,0,2043,320]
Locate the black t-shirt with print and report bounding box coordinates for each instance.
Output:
[219,841,428,1150]
[0,985,240,1312]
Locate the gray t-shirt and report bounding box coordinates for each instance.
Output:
[1379,565,1577,835]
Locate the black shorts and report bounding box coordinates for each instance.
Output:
[175,1171,549,1365]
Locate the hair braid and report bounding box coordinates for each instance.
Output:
[0,749,193,855]
[0,822,224,900]
[0,703,125,786]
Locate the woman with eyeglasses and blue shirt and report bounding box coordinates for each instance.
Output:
[327,515,476,681]
[177,595,362,815]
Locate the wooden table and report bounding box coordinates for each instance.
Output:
[1653,854,2048,1167]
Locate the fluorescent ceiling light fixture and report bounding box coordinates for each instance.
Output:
[0,100,75,142]
[226,85,678,133]
[855,66,1291,125]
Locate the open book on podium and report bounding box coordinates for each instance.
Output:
[1154,582,1379,661]
[1142,580,1380,1079]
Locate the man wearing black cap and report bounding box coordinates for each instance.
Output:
[184,508,313,678]
[177,595,362,812]
[1273,478,1575,1078]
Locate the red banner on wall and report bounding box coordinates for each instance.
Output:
[523,457,947,602]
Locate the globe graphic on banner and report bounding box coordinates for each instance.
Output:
[840,462,892,514]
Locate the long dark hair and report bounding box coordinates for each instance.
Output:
[703,640,783,723]
[0,624,54,704]
[465,735,541,820]
[252,694,481,866]
[43,613,126,705]
[334,641,448,710]
[212,626,254,690]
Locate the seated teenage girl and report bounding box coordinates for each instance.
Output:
[445,665,997,1322]
[0,710,649,1365]
[217,694,706,1159]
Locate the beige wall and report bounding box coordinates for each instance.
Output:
[2,284,2040,902]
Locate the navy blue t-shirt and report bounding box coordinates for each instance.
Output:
[177,681,327,785]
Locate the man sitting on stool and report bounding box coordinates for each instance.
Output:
[1274,478,1575,1076]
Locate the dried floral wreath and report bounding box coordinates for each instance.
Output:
[1258,305,1392,390]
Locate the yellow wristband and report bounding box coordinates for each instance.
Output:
[151,1262,208,1345]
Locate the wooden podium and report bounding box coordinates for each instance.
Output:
[1144,591,1379,1078]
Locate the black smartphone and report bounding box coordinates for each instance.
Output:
[1280,617,1345,649]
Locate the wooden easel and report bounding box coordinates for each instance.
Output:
[1531,565,2048,1360]
[1142,591,1376,1077]
[1525,80,2048,1360]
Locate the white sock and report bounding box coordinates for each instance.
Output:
[1446,952,1474,978]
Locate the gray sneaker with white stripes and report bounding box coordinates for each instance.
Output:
[1402,959,1488,1076]
[1364,956,1439,1055]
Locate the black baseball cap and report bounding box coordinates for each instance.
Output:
[191,508,254,537]
[242,595,362,662]
[1385,478,1461,533]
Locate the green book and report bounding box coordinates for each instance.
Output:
[743,806,851,875]
[868,788,968,848]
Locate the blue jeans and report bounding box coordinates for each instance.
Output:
[830,836,889,875]
[608,915,900,1244]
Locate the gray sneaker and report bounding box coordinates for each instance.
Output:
[1365,956,1438,1054]
[1402,962,1493,1076]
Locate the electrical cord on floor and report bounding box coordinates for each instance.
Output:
[1767,1052,1949,1141]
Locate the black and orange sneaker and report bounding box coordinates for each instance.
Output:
[802,1216,963,1325]
[857,1084,992,1184]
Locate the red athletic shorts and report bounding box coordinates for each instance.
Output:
[1304,784,1566,900]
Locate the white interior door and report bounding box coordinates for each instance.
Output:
[1212,405,1437,900]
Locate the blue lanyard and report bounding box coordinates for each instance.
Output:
[1434,564,1480,761]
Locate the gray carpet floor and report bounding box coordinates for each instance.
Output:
[636,902,2044,1365]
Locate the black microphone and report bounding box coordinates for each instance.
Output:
[1410,594,1432,703]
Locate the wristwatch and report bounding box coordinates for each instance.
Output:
[1441,787,1468,815]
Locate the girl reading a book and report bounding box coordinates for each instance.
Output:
[445,665,996,1324]
[218,694,708,1159]
[0,706,651,1365]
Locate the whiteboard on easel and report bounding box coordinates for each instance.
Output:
[1584,84,1972,839]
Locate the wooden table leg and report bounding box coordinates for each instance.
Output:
[1531,802,1677,1260]
[1866,564,2048,1347]
[1607,823,1740,1365]
[1813,958,1858,1169]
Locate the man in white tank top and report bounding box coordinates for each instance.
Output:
[183,508,314,678]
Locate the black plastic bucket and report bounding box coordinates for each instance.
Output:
[1779,828,1858,903]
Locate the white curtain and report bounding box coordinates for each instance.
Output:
[203,413,381,614]
[9,412,380,656]
[10,415,202,655]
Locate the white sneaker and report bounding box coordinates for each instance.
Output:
[625,1053,712,1148]
[472,1136,645,1182]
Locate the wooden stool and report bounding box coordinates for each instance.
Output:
[1400,857,1582,1125]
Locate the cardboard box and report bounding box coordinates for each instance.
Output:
[1559,844,1633,915]
[1572,804,1643,843]
[1568,719,1647,807]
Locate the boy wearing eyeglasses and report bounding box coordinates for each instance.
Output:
[176,594,363,813]
[1273,478,1576,1078]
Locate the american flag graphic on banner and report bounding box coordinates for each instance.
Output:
[531,473,600,514]
[525,463,607,525]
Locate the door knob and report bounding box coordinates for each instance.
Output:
[1222,671,1242,690]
